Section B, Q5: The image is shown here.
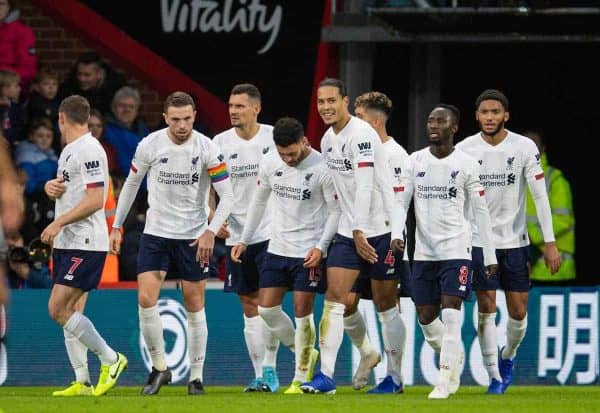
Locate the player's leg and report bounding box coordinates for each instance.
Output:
[344,282,381,390]
[181,278,208,395]
[472,246,503,394]
[413,261,444,354]
[499,247,531,393]
[370,278,405,394]
[49,249,125,397]
[54,293,92,396]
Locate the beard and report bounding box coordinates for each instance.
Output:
[479,120,505,137]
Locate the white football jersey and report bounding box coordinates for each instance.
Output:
[213,125,275,246]
[384,138,410,260]
[54,133,109,251]
[321,116,394,238]
[252,149,337,258]
[456,130,544,248]
[399,147,484,261]
[129,128,225,239]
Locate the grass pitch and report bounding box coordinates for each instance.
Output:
[0,385,598,413]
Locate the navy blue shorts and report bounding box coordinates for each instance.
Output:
[260,252,327,293]
[472,246,530,292]
[352,257,411,299]
[52,249,106,292]
[411,259,472,306]
[224,240,269,295]
[327,233,397,281]
[137,234,209,282]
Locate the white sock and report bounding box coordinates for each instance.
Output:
[378,307,406,386]
[318,300,345,378]
[139,305,167,371]
[243,314,265,378]
[258,305,295,350]
[187,309,208,382]
[261,316,280,368]
[419,317,444,353]
[478,312,501,381]
[294,313,316,383]
[344,311,376,356]
[438,308,462,387]
[63,329,90,384]
[502,315,527,360]
[63,312,117,366]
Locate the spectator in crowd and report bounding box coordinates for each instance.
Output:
[0,0,36,93]
[15,117,57,243]
[103,86,149,180]
[525,130,575,284]
[0,69,25,150]
[7,235,52,289]
[58,51,126,116]
[89,109,119,178]
[26,68,60,151]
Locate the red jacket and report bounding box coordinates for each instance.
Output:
[0,10,37,89]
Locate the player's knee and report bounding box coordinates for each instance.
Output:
[508,307,527,321]
[138,290,158,308]
[374,296,397,313]
[48,302,67,325]
[416,308,437,325]
[294,301,313,318]
[477,294,496,313]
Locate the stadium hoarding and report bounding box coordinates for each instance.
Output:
[0,287,597,386]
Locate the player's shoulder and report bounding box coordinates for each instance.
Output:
[212,127,235,144]
[506,130,538,152]
[72,133,105,157]
[138,128,167,147]
[455,133,481,150]
[349,116,378,139]
[385,138,409,157]
[261,150,281,168]
[409,146,429,161]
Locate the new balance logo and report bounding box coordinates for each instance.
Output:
[416,171,426,178]
[229,153,238,159]
[327,147,333,152]
[64,274,74,281]
[535,153,541,162]
[507,173,516,185]
[217,154,224,162]
[357,142,371,151]
[448,187,457,198]
[302,189,312,200]
[275,170,283,176]
[160,157,168,164]
[84,160,99,169]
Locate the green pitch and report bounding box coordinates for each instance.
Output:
[0,386,598,413]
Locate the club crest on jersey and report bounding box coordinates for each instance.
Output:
[191,155,199,171]
[449,170,460,184]
[303,173,313,186]
[535,153,541,163]
[506,156,515,170]
[262,146,270,154]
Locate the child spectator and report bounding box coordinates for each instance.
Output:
[0,69,25,151]
[26,68,61,153]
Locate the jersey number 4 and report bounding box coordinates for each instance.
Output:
[384,250,395,266]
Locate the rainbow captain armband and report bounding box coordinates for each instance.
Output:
[208,162,229,183]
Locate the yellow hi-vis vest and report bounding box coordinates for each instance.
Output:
[526,153,575,281]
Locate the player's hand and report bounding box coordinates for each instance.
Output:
[190,230,215,263]
[41,221,62,245]
[44,177,66,199]
[304,247,323,268]
[109,228,123,255]
[353,230,377,264]
[544,241,562,274]
[391,238,405,255]
[216,222,230,239]
[485,264,498,278]
[231,243,247,263]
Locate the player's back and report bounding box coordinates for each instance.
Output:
[54,133,109,251]
[456,130,543,248]
[212,125,274,246]
[406,147,480,261]
[321,116,393,238]
[137,128,219,240]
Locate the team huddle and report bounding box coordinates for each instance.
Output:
[41,78,561,399]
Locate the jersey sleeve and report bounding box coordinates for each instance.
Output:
[316,169,341,252]
[350,131,377,232]
[205,140,233,234]
[523,141,555,243]
[113,140,150,229]
[240,160,272,245]
[78,147,107,189]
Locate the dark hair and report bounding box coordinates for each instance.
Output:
[28,117,54,136]
[318,77,347,97]
[475,89,509,111]
[34,67,59,84]
[434,104,461,124]
[354,91,392,118]
[163,91,195,112]
[76,51,103,67]
[59,95,91,125]
[273,117,304,147]
[231,83,261,102]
